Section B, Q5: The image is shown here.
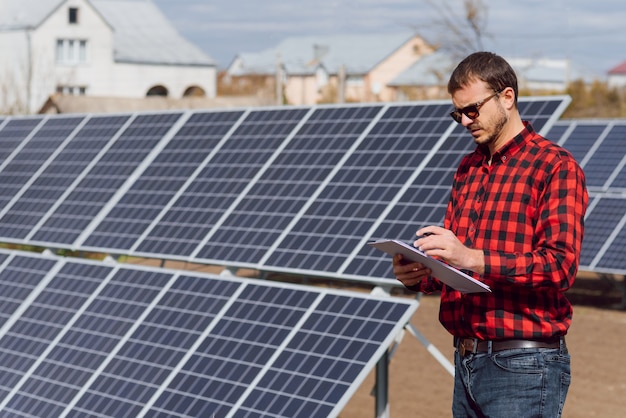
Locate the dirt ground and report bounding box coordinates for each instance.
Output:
[340,275,626,418]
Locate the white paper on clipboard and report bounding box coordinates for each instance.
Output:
[368,239,491,293]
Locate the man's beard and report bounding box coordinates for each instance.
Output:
[474,105,508,148]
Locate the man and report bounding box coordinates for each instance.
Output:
[393,51,588,417]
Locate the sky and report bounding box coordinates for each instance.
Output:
[152,0,625,79]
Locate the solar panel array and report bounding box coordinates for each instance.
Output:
[0,248,417,417]
[0,97,624,416]
[0,96,594,283]
[546,119,626,274]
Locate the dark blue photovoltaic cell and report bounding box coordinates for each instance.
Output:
[581,124,626,188]
[147,284,318,417]
[517,99,561,133]
[345,122,473,278]
[0,115,131,240]
[29,113,183,245]
[0,255,56,363]
[557,123,606,165]
[544,123,569,144]
[0,118,43,169]
[134,108,310,256]
[0,261,111,407]
[264,103,451,273]
[68,274,240,417]
[82,110,245,251]
[195,105,383,264]
[596,209,626,271]
[0,116,85,213]
[2,266,171,417]
[603,123,626,189]
[234,294,410,417]
[579,197,626,268]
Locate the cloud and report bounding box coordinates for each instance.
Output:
[154,0,625,75]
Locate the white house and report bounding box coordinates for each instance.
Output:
[607,61,626,89]
[0,0,216,114]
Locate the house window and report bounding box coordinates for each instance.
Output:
[56,85,87,96]
[56,39,88,64]
[69,7,79,24]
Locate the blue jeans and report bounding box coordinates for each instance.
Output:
[453,342,571,417]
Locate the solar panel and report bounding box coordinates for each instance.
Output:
[343,122,470,279]
[550,121,606,165]
[262,102,453,274]
[542,119,626,274]
[3,97,622,277]
[0,116,86,214]
[27,113,184,246]
[0,249,417,417]
[133,107,312,257]
[192,105,385,265]
[578,122,626,189]
[595,209,626,273]
[0,115,132,240]
[79,110,246,251]
[0,118,44,171]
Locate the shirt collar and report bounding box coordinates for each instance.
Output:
[473,121,535,165]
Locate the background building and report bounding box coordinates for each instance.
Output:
[0,0,217,114]
[224,32,435,105]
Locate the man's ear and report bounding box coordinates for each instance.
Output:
[500,87,517,111]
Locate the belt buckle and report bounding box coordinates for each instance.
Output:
[457,338,477,357]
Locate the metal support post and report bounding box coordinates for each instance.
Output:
[375,349,390,418]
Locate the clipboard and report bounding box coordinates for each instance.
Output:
[368,239,491,293]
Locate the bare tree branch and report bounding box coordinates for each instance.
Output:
[421,0,491,58]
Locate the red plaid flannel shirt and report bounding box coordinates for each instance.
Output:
[420,122,588,340]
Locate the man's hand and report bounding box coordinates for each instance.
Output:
[392,254,431,288]
[414,226,485,274]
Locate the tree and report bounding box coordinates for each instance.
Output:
[422,0,490,59]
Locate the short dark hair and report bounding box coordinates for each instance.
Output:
[447,51,518,104]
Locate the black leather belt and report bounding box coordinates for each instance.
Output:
[454,336,565,357]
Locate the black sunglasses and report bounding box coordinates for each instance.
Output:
[450,90,502,123]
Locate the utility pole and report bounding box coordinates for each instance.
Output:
[275,52,283,105]
[338,64,346,104]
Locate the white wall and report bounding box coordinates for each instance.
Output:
[113,63,216,98]
[0,31,31,113]
[0,0,216,114]
[608,74,626,89]
[31,0,115,111]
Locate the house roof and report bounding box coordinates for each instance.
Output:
[388,51,455,87]
[0,0,214,67]
[0,0,65,29]
[608,61,626,75]
[391,52,593,88]
[228,32,420,76]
